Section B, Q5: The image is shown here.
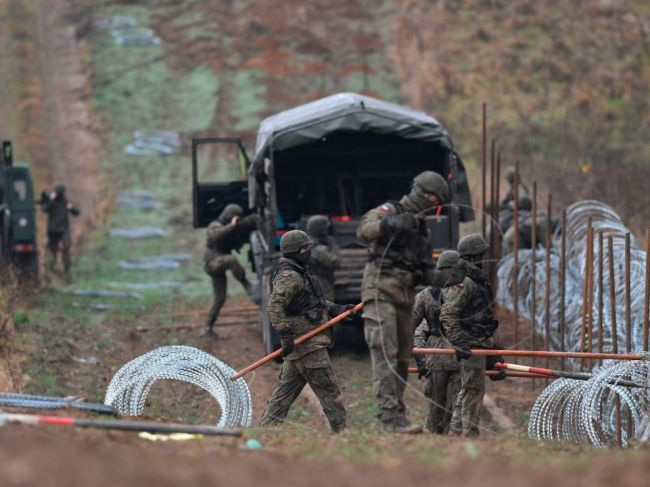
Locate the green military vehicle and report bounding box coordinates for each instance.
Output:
[0,139,39,280]
[192,93,474,353]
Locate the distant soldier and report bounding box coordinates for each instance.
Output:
[357,171,448,434]
[260,230,353,432]
[413,250,464,434]
[40,182,80,277]
[440,234,503,438]
[500,167,529,210]
[306,215,339,300]
[202,204,257,338]
[501,196,547,254]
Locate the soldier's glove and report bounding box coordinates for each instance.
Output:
[485,355,505,371]
[490,370,507,381]
[453,344,472,362]
[415,357,428,380]
[330,303,356,321]
[381,212,418,234]
[278,331,295,357]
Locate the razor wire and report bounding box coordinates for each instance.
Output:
[0,393,115,415]
[497,200,648,357]
[497,200,649,446]
[104,346,252,428]
[528,358,650,447]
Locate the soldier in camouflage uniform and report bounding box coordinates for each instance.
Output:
[306,215,339,300]
[500,167,529,210]
[413,250,465,434]
[40,182,80,277]
[260,230,353,432]
[357,171,448,434]
[440,234,503,437]
[501,196,549,254]
[202,204,257,337]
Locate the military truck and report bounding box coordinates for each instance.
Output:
[0,139,39,281]
[192,93,474,353]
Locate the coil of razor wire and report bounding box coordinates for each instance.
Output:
[0,393,115,415]
[104,346,252,428]
[528,359,650,447]
[497,200,648,358]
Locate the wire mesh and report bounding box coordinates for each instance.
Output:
[104,346,252,428]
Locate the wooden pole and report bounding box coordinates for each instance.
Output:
[489,139,497,288]
[587,223,595,371]
[494,150,502,264]
[230,303,363,380]
[481,103,487,238]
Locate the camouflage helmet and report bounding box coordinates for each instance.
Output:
[436,250,460,270]
[54,182,66,194]
[280,230,313,255]
[413,171,449,203]
[218,203,244,224]
[517,196,532,211]
[504,167,516,184]
[458,233,489,258]
[306,215,330,239]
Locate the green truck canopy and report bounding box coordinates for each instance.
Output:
[251,92,474,221]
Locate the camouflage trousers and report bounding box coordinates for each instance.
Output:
[363,299,413,425]
[46,230,71,274]
[260,348,347,432]
[204,254,250,331]
[450,355,486,437]
[424,369,461,434]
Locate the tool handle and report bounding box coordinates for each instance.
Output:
[230,303,363,381]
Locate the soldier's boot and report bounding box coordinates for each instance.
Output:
[383,416,422,435]
[330,420,347,434]
[201,325,218,338]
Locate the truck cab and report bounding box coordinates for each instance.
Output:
[192,93,474,353]
[0,140,39,281]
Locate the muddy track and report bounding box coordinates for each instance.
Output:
[35,0,106,249]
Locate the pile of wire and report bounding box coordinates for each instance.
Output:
[497,200,648,356]
[104,346,252,428]
[0,393,115,415]
[528,358,650,447]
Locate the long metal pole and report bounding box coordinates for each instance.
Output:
[608,236,619,354]
[412,348,646,360]
[560,208,566,368]
[643,227,650,352]
[495,363,646,388]
[231,303,363,380]
[494,150,502,264]
[1,413,243,437]
[580,218,591,370]
[625,233,632,353]
[531,182,537,371]
[598,230,604,365]
[489,139,497,289]
[587,223,595,371]
[407,368,548,379]
[513,160,520,355]
[481,103,487,238]
[544,193,552,371]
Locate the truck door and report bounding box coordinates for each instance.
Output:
[191,137,251,228]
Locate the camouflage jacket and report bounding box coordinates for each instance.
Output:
[42,197,79,234]
[413,287,459,371]
[309,236,339,284]
[357,198,435,306]
[440,263,496,350]
[203,214,257,262]
[267,257,337,360]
